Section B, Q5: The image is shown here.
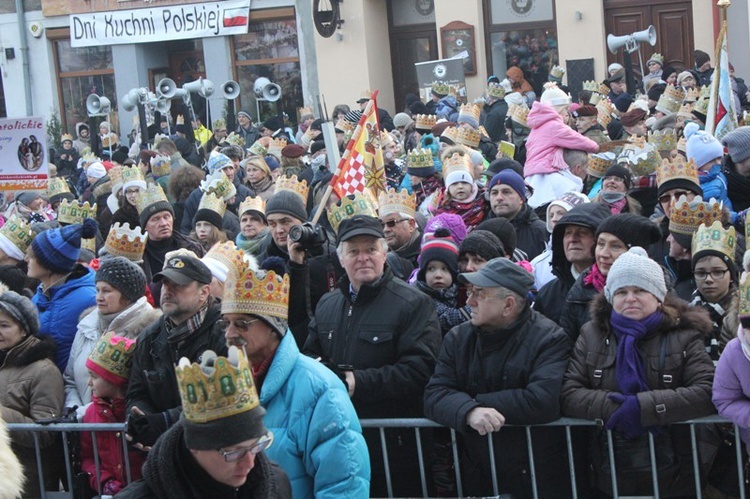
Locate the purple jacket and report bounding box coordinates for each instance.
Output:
[713,337,750,448]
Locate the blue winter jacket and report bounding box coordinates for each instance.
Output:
[699,164,735,219]
[32,265,96,371]
[262,333,370,499]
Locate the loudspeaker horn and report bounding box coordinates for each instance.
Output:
[221,80,240,100]
[183,77,215,98]
[607,25,657,54]
[254,77,282,102]
[157,78,178,99]
[121,88,147,112]
[86,94,111,115]
[155,99,171,114]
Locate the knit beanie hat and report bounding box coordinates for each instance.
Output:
[31,218,98,274]
[721,126,750,164]
[87,162,107,180]
[265,190,308,223]
[445,169,474,188]
[488,170,526,201]
[16,191,43,207]
[393,112,414,129]
[596,213,661,249]
[604,247,667,303]
[423,213,467,246]
[475,218,517,257]
[545,191,589,232]
[685,123,723,168]
[694,50,710,68]
[603,164,632,189]
[0,290,39,336]
[677,71,695,86]
[647,83,666,103]
[540,83,571,107]
[418,229,459,281]
[206,153,233,175]
[95,256,147,304]
[86,333,136,386]
[458,229,504,261]
[613,93,634,113]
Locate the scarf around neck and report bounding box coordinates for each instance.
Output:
[584,263,607,293]
[610,309,665,394]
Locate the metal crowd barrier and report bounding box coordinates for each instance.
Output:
[7,417,748,499]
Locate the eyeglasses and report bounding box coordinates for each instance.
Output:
[466,286,492,300]
[219,432,274,462]
[380,218,409,229]
[694,269,730,281]
[125,188,140,195]
[658,190,690,205]
[217,318,260,333]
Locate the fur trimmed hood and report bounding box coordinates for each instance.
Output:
[0,335,57,369]
[588,293,713,338]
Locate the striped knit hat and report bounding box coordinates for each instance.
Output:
[418,228,459,281]
[31,218,98,274]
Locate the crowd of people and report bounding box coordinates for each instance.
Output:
[2,49,750,498]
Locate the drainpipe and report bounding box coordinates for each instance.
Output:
[16,0,33,116]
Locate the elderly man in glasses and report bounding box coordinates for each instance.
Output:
[378,188,422,268]
[424,257,572,497]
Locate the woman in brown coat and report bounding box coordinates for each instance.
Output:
[562,247,716,497]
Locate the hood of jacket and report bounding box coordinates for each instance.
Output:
[78,297,162,341]
[551,203,611,283]
[0,335,56,369]
[526,101,564,129]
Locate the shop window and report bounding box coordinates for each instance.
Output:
[232,10,302,126]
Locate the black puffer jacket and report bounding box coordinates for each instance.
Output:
[508,204,548,260]
[424,308,572,497]
[482,98,509,143]
[559,268,600,340]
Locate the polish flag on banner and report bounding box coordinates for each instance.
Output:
[223,8,249,28]
[330,91,386,198]
[706,23,737,141]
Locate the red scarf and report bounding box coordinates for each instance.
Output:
[434,190,487,232]
[583,264,607,293]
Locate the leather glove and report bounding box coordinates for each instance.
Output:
[606,392,645,439]
[127,411,172,447]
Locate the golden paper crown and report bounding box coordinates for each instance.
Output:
[665,83,686,103]
[378,187,416,218]
[587,152,616,178]
[656,84,686,114]
[619,140,662,177]
[122,165,145,188]
[431,81,450,96]
[415,114,437,131]
[335,119,356,134]
[677,103,694,119]
[101,134,116,148]
[684,87,700,103]
[267,138,287,160]
[380,131,395,148]
[298,106,314,118]
[274,175,309,204]
[628,135,647,149]
[406,148,435,170]
[441,126,460,143]
[582,80,600,93]
[222,264,290,320]
[102,222,148,261]
[61,133,73,143]
[326,192,379,234]
[0,215,32,255]
[694,96,710,117]
[135,183,169,215]
[198,192,227,219]
[647,53,664,65]
[549,65,566,79]
[692,221,736,261]
[458,103,481,126]
[200,171,236,202]
[81,237,96,254]
[150,154,171,179]
[668,195,723,236]
[213,118,227,130]
[478,125,490,139]
[740,274,750,318]
[108,165,124,191]
[224,132,245,148]
[442,151,473,178]
[455,127,481,148]
[510,104,530,127]
[648,129,678,153]
[656,156,700,188]
[87,332,137,383]
[58,199,97,225]
[487,82,506,99]
[176,346,260,424]
[599,83,612,96]
[203,241,245,282]
[677,136,687,153]
[248,140,268,157]
[597,99,614,128]
[47,177,71,200]
[238,196,266,218]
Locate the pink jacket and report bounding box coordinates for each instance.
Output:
[524,102,599,177]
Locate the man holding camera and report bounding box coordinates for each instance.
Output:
[257,190,310,264]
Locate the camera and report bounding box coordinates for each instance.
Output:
[289,222,327,251]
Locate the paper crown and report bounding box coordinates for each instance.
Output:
[152,134,168,150]
[378,187,416,218]
[102,222,148,261]
[122,165,146,189]
[431,81,450,96]
[135,183,169,214]
[440,126,460,144]
[677,103,695,119]
[222,264,290,320]
[267,138,287,160]
[415,114,437,131]
[406,148,435,171]
[455,127,481,148]
[692,221,736,261]
[248,140,268,157]
[81,237,96,254]
[442,151,473,178]
[203,241,245,282]
[677,136,687,154]
[656,84,686,114]
[87,332,137,384]
[58,199,97,225]
[198,192,227,219]
[487,82,506,99]
[298,106,313,117]
[647,53,664,65]
[549,65,565,79]
[380,131,395,148]
[224,132,245,147]
[61,133,73,143]
[358,89,373,101]
[335,118,356,134]
[582,80,601,93]
[200,171,236,202]
[684,87,700,103]
[108,165,124,191]
[740,275,750,318]
[597,99,614,128]
[510,103,530,127]
[238,196,266,217]
[668,195,723,236]
[587,152,616,178]
[176,346,261,424]
[150,154,171,179]
[0,215,33,255]
[656,156,700,188]
[458,103,481,126]
[648,129,678,153]
[101,134,116,149]
[694,95,710,116]
[618,139,661,177]
[213,118,227,129]
[327,192,379,234]
[47,177,71,200]
[274,175,309,204]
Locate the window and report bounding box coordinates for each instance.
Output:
[231,9,302,126]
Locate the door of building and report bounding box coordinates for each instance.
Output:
[389,29,439,113]
[604,0,694,76]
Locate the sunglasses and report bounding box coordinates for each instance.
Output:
[217,318,260,333]
[381,218,409,229]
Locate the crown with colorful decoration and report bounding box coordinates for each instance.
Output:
[647,53,664,66]
[656,84,686,114]
[587,152,616,178]
[47,177,72,200]
[431,81,450,96]
[656,156,700,188]
[335,119,356,134]
[224,132,245,148]
[108,165,124,192]
[135,183,168,215]
[668,195,723,236]
[380,131,396,148]
[87,332,137,385]
[740,274,750,318]
[122,165,146,190]
[58,199,97,225]
[150,154,171,179]
[213,118,227,130]
[458,103,481,127]
[0,215,32,256]
[684,87,700,103]
[200,171,236,202]
[618,139,661,176]
[203,241,245,282]
[415,114,437,131]
[238,196,266,218]
[378,187,416,218]
[406,148,435,171]
[442,151,473,179]
[694,96,710,117]
[267,138,287,160]
[692,221,736,262]
[248,140,268,157]
[198,192,227,219]
[510,103,530,127]
[326,192,379,234]
[440,126,461,144]
[487,82,506,99]
[102,222,148,261]
[677,103,695,119]
[274,175,309,204]
[677,136,687,154]
[455,127,481,148]
[648,129,678,154]
[79,152,100,170]
[176,346,261,424]
[597,99,614,128]
[221,262,290,320]
[549,65,566,80]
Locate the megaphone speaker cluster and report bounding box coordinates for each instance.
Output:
[121,88,148,112]
[254,77,282,102]
[607,25,657,54]
[183,77,215,98]
[86,94,111,116]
